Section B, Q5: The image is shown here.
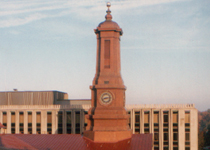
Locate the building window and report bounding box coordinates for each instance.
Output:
[163,111,169,148]
[173,133,178,141]
[154,112,159,124]
[36,112,41,134]
[19,112,24,134]
[58,111,63,134]
[185,111,190,149]
[144,111,149,134]
[75,111,80,134]
[154,132,159,141]
[185,132,190,141]
[28,112,32,134]
[164,113,168,123]
[11,112,15,134]
[3,112,7,128]
[173,111,178,149]
[135,111,140,134]
[67,111,71,134]
[84,111,88,130]
[128,111,131,128]
[154,111,159,149]
[47,112,52,134]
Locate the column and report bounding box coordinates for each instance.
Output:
[151,109,154,150]
[178,109,185,150]
[159,110,163,150]
[72,110,75,134]
[190,109,198,150]
[169,109,173,150]
[7,111,11,134]
[151,109,153,134]
[81,109,84,134]
[0,111,2,133]
[63,110,66,134]
[41,110,47,134]
[52,110,56,134]
[15,110,19,134]
[24,110,28,134]
[55,111,58,134]
[140,109,144,133]
[131,109,135,134]
[32,110,36,134]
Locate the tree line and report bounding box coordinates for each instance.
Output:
[198,109,210,149]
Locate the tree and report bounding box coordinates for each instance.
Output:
[198,109,210,149]
[198,130,205,150]
[204,124,210,146]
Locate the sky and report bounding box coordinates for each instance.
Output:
[0,0,210,111]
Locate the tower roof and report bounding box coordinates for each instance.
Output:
[96,2,122,35]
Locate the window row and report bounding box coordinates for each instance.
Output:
[2,110,88,134]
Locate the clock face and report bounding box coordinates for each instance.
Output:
[100,92,112,104]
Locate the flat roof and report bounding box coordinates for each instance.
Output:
[0,90,66,93]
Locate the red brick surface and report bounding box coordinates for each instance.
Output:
[0,134,152,150]
[0,123,5,128]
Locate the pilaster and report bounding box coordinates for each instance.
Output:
[7,111,11,134]
[169,109,173,150]
[41,110,47,134]
[81,109,84,134]
[159,110,163,150]
[140,109,144,133]
[151,109,154,150]
[150,109,153,134]
[63,110,66,134]
[15,110,19,134]
[190,109,198,150]
[178,109,185,150]
[52,110,56,134]
[132,109,135,134]
[72,110,75,134]
[32,110,36,134]
[55,111,58,134]
[0,111,2,133]
[24,110,28,134]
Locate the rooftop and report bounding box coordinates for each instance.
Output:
[0,134,152,150]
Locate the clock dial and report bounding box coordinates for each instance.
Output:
[100,92,112,104]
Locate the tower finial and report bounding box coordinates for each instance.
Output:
[105,2,112,21]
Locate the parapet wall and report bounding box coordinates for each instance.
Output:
[126,104,195,109]
[0,103,195,111]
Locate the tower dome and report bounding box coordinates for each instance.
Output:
[95,2,123,35]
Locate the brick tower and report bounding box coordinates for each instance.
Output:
[83,2,132,142]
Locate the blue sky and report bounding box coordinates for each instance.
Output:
[0,0,210,111]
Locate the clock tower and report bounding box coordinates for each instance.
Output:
[84,3,132,142]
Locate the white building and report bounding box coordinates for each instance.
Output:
[0,91,198,150]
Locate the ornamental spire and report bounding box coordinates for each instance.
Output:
[105,2,112,21]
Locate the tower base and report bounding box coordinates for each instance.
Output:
[83,130,132,143]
